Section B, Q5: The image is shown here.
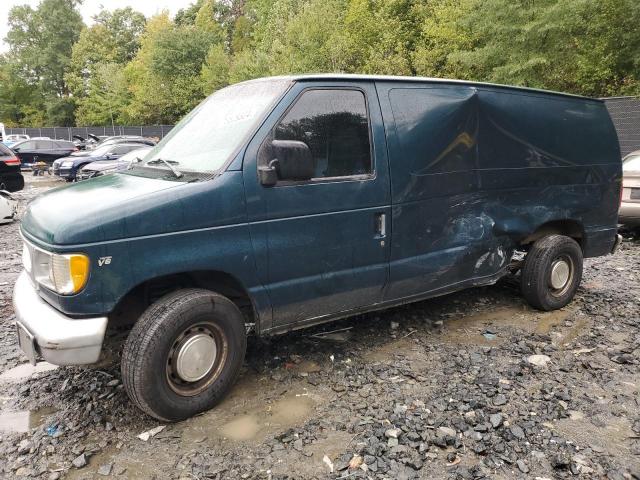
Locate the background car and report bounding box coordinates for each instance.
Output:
[53,142,149,181]
[77,146,152,180]
[0,190,17,224]
[619,150,640,228]
[11,138,77,169]
[93,135,155,149]
[0,142,24,192]
[2,134,30,147]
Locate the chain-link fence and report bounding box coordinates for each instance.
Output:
[603,97,640,157]
[5,125,175,141]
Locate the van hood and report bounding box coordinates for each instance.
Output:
[22,173,185,246]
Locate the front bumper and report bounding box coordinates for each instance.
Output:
[12,271,107,365]
[55,167,74,179]
[76,170,100,181]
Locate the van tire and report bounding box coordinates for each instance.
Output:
[121,289,246,421]
[520,235,583,311]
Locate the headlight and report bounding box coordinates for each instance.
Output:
[22,242,89,295]
[61,160,74,167]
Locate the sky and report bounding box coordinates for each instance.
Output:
[0,0,195,52]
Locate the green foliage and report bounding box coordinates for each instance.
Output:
[92,8,147,62]
[74,63,132,126]
[2,0,640,127]
[201,44,231,93]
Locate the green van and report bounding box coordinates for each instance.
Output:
[14,75,622,420]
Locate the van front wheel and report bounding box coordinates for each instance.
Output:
[520,235,583,311]
[122,289,247,421]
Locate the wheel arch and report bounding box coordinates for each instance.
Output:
[520,219,585,250]
[109,269,257,330]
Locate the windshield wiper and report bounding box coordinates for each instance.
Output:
[146,158,183,178]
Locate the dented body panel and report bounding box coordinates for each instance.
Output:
[376,82,620,304]
[15,75,621,346]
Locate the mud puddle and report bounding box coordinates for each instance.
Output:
[0,406,58,433]
[181,380,320,444]
[67,373,328,479]
[0,362,58,382]
[362,336,423,364]
[437,304,579,345]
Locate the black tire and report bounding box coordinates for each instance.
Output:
[521,234,583,311]
[122,289,247,421]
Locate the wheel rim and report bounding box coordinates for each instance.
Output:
[548,255,574,296]
[166,322,228,396]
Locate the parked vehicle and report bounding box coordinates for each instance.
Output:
[72,135,89,150]
[11,139,77,169]
[0,142,24,192]
[53,143,149,181]
[0,190,17,224]
[13,75,622,421]
[97,136,155,148]
[619,150,640,227]
[2,134,30,148]
[77,146,152,181]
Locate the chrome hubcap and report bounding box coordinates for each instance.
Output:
[549,258,571,291]
[175,333,217,382]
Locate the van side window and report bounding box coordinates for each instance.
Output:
[273,89,372,179]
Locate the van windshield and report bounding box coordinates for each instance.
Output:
[133,79,291,177]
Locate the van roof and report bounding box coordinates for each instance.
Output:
[245,74,601,103]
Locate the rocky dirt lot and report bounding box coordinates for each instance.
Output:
[0,176,639,480]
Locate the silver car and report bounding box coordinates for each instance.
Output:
[620,150,640,227]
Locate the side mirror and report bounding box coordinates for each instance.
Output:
[12,147,20,152]
[258,140,314,186]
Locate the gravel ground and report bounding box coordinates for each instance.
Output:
[0,176,639,480]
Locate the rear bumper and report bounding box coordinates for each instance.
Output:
[619,202,640,226]
[12,271,107,365]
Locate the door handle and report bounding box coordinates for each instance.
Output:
[375,212,387,238]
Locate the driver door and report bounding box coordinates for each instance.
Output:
[244,81,391,329]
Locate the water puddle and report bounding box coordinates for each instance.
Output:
[220,414,261,441]
[182,388,317,444]
[219,393,315,441]
[552,316,590,346]
[0,406,58,433]
[437,305,577,346]
[0,362,58,383]
[362,337,419,363]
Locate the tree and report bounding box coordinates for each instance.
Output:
[93,8,147,62]
[5,0,83,125]
[201,44,231,93]
[75,63,132,126]
[0,57,42,126]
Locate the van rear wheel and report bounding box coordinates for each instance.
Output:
[520,235,583,311]
[121,289,246,421]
